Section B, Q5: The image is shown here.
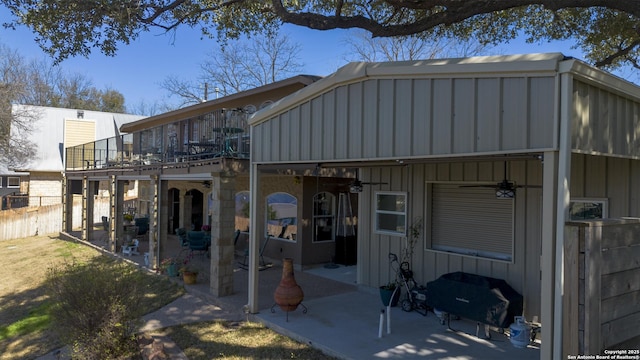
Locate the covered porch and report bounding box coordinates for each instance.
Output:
[62,229,541,359]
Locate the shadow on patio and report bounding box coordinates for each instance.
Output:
[67,229,541,360]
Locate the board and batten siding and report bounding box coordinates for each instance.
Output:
[252,76,558,164]
[358,160,544,321]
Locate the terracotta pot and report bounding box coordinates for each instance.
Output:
[182,271,197,285]
[274,258,304,312]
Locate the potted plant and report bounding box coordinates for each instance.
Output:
[123,213,134,225]
[379,282,400,307]
[160,257,179,277]
[179,252,198,284]
[402,217,423,264]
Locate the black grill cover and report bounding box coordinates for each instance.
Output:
[426,272,523,328]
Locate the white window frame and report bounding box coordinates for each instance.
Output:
[425,182,514,263]
[265,192,297,243]
[374,191,407,236]
[569,198,608,220]
[313,192,336,243]
[7,177,19,188]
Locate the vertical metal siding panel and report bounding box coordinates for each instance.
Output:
[511,161,527,294]
[585,155,607,197]
[335,86,349,160]
[378,79,395,157]
[262,121,272,161]
[289,107,301,162]
[570,154,586,197]
[252,124,263,162]
[478,161,495,181]
[432,79,453,154]
[452,78,475,154]
[300,102,312,160]
[359,167,373,286]
[363,80,379,158]
[412,79,431,156]
[525,160,543,319]
[348,83,364,159]
[607,157,630,217]
[280,110,291,161]
[322,91,336,160]
[270,117,280,161]
[395,79,413,157]
[502,78,528,150]
[529,77,556,149]
[633,102,640,157]
[572,81,590,151]
[591,87,604,154]
[630,161,640,216]
[476,78,501,152]
[310,97,323,160]
[615,97,627,155]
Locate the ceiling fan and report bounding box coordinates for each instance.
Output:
[348,171,388,193]
[460,162,540,198]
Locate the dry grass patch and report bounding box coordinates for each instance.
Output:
[165,320,337,360]
[0,235,184,360]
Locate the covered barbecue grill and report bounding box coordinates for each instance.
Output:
[426,271,523,329]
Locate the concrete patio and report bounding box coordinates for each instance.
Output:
[69,229,541,359]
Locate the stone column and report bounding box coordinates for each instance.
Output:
[209,171,236,297]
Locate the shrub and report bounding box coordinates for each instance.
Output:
[46,260,144,359]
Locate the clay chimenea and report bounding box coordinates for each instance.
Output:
[272,258,307,321]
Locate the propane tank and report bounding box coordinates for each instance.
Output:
[509,316,531,348]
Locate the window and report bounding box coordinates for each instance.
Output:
[266,192,297,241]
[313,192,335,242]
[375,192,407,235]
[569,198,608,220]
[427,183,514,262]
[7,177,20,188]
[235,191,250,232]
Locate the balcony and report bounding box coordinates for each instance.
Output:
[65,108,250,172]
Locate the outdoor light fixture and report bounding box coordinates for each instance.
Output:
[349,179,364,193]
[495,188,515,199]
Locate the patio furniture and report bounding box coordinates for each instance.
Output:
[176,228,189,247]
[426,271,523,337]
[187,231,209,256]
[135,216,149,235]
[122,239,140,256]
[238,234,272,271]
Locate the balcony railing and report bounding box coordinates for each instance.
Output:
[65,109,250,171]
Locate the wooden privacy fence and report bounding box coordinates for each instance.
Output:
[0,204,62,240]
[564,218,640,356]
[0,196,115,241]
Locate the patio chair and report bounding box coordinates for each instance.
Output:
[122,239,140,256]
[187,231,209,256]
[238,234,272,271]
[135,216,149,235]
[175,228,189,247]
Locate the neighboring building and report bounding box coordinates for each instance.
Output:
[0,165,28,209]
[10,105,144,206]
[248,53,640,358]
